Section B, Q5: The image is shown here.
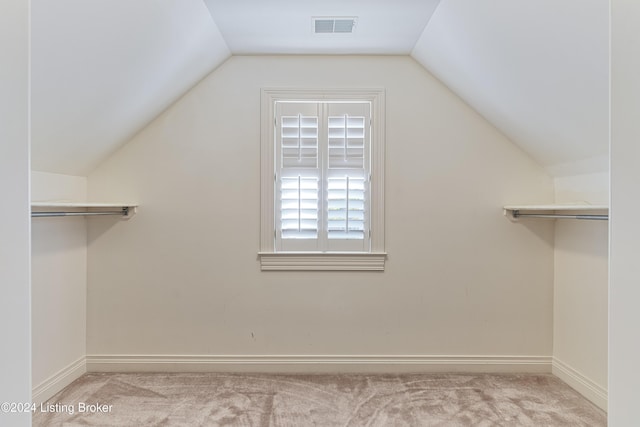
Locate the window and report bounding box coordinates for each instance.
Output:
[276,101,369,252]
[260,89,386,271]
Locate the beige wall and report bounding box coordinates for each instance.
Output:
[0,0,31,423]
[552,172,608,409]
[31,171,87,203]
[87,56,554,364]
[610,1,640,424]
[30,171,87,402]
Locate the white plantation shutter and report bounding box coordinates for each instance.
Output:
[325,102,370,251]
[275,100,371,252]
[276,102,321,251]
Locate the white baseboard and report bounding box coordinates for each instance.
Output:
[552,357,607,411]
[86,354,551,374]
[34,355,606,412]
[32,356,87,405]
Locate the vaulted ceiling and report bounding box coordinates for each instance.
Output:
[31,0,230,175]
[30,0,609,177]
[412,0,609,176]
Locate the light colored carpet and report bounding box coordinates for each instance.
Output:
[33,372,606,426]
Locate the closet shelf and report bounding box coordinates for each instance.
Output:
[31,202,138,219]
[503,204,608,221]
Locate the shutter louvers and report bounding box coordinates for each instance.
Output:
[328,114,365,169]
[280,176,319,239]
[281,114,318,168]
[327,176,365,240]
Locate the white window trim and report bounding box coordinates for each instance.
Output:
[260,88,386,271]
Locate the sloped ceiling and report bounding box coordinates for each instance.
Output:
[412,0,609,175]
[30,0,609,177]
[31,0,230,175]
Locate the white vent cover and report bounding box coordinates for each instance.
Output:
[313,17,357,34]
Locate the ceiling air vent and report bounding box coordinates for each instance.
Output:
[313,17,357,34]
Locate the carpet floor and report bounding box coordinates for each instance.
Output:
[33,372,606,426]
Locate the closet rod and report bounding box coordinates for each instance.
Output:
[512,211,608,221]
[32,208,129,218]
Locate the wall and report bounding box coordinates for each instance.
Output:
[610,1,640,424]
[30,171,88,403]
[86,56,555,371]
[0,0,31,424]
[552,172,608,410]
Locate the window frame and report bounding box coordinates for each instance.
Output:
[259,88,386,271]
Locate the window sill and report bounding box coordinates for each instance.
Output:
[258,252,387,271]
